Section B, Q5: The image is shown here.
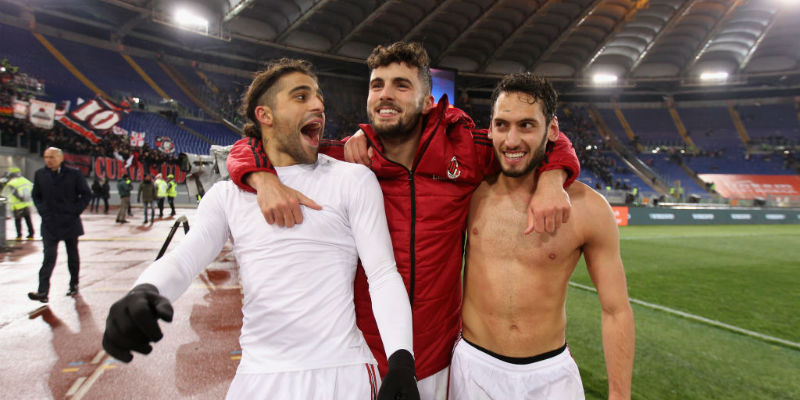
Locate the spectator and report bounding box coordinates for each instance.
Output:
[116,173,132,224]
[137,173,156,224]
[100,177,110,213]
[90,178,103,212]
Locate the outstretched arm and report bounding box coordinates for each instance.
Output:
[133,184,231,300]
[347,167,417,399]
[583,189,635,400]
[104,184,232,362]
[226,137,321,227]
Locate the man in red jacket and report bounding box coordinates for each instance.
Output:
[226,42,580,399]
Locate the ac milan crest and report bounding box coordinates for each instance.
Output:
[155,136,175,154]
[447,155,461,180]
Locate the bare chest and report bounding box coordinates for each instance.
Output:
[468,193,580,266]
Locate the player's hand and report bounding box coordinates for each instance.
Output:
[526,169,571,234]
[344,129,373,166]
[247,171,322,227]
[102,284,173,363]
[377,350,419,400]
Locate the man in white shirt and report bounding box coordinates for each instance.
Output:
[102,58,418,400]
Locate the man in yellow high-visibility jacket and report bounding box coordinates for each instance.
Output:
[2,166,35,239]
[166,174,177,217]
[155,173,168,218]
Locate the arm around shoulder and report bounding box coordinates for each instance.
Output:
[226,137,275,192]
[227,137,320,226]
[538,130,580,188]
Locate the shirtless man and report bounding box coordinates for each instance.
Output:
[451,73,635,399]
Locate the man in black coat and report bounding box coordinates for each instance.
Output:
[28,147,92,303]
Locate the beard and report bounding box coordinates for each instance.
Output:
[496,135,549,178]
[271,123,318,165]
[368,100,424,141]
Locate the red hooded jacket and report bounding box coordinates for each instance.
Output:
[226,98,580,379]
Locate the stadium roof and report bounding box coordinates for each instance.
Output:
[3,0,800,98]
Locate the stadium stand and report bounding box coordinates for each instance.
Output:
[129,56,202,116]
[738,103,800,146]
[595,107,630,145]
[42,35,162,105]
[117,111,210,155]
[676,105,742,151]
[0,24,94,101]
[622,107,683,149]
[178,118,241,146]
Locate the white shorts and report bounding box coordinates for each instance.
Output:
[448,338,584,400]
[419,366,450,400]
[226,363,380,399]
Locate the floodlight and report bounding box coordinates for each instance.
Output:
[700,71,729,82]
[592,73,618,84]
[174,8,208,32]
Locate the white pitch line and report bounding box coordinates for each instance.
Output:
[70,358,107,400]
[568,281,800,351]
[90,350,106,365]
[65,377,86,398]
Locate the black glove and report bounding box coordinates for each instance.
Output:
[102,283,173,362]
[377,349,419,400]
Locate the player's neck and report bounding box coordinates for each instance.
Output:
[496,169,537,194]
[263,136,303,167]
[380,124,423,170]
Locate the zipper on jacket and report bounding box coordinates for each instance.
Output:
[408,172,416,306]
[365,111,444,308]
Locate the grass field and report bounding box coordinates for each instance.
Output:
[566,224,800,399]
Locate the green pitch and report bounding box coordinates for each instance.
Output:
[567,224,800,399]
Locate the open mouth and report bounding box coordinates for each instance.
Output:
[300,119,322,146]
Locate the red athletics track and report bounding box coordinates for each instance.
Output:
[1,207,244,399]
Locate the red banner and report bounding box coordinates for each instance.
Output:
[57,96,129,143]
[60,152,186,183]
[698,174,800,199]
[63,153,93,176]
[92,156,186,183]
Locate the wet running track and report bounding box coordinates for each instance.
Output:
[1,207,243,399]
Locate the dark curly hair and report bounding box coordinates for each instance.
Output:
[241,58,317,139]
[366,42,432,95]
[490,73,557,126]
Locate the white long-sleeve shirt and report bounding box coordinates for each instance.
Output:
[135,154,413,374]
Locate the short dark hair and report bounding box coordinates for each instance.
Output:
[241,58,317,139]
[367,42,432,95]
[490,73,557,125]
